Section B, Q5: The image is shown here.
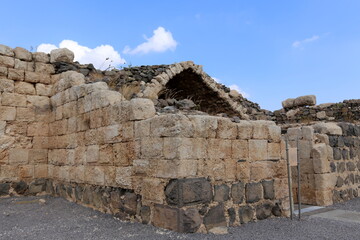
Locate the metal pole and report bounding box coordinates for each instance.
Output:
[297,137,301,220]
[285,137,294,220]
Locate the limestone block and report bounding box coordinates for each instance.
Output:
[14,47,32,61]
[315,190,333,206]
[27,95,51,112]
[192,138,207,159]
[293,95,316,107]
[19,165,34,179]
[150,115,194,137]
[298,140,312,160]
[34,164,48,178]
[32,136,49,149]
[0,78,14,92]
[314,173,337,190]
[14,59,28,71]
[252,121,271,139]
[141,137,163,158]
[232,140,249,160]
[16,107,35,121]
[113,142,136,166]
[53,71,85,93]
[217,118,237,139]
[224,158,237,181]
[0,55,15,68]
[0,66,7,77]
[85,166,105,185]
[129,98,155,120]
[97,145,113,165]
[313,122,342,135]
[8,68,25,81]
[154,159,198,178]
[311,143,331,173]
[282,98,295,108]
[50,48,74,63]
[25,71,50,84]
[164,137,196,160]
[76,113,90,131]
[0,44,14,56]
[315,133,329,145]
[134,119,151,138]
[67,117,77,133]
[1,93,27,107]
[91,90,124,109]
[115,166,133,188]
[250,161,275,181]
[15,81,35,95]
[62,102,77,118]
[9,148,29,164]
[72,82,108,99]
[0,121,6,135]
[208,139,232,160]
[86,145,99,164]
[268,142,281,160]
[268,125,281,142]
[188,115,217,138]
[287,127,301,141]
[32,52,50,63]
[236,161,250,180]
[274,178,289,199]
[28,149,48,164]
[48,149,66,165]
[302,126,314,141]
[35,62,55,74]
[141,178,165,204]
[238,121,253,139]
[249,140,268,161]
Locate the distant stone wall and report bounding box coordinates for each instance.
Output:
[274,100,360,125]
[287,122,360,206]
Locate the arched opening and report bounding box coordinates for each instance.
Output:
[158,69,240,116]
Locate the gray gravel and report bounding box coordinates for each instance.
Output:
[1,196,359,240]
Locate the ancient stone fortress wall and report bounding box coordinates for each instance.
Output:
[0,44,290,233]
[275,95,360,125]
[286,122,360,206]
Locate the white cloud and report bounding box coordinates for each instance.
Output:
[37,40,125,70]
[212,77,250,98]
[123,26,177,55]
[292,35,320,49]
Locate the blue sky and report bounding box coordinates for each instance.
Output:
[1,0,360,110]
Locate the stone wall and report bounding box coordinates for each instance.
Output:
[0,45,53,183]
[287,122,360,206]
[274,100,360,125]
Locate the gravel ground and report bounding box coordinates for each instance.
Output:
[0,196,359,240]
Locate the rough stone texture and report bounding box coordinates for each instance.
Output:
[246,182,263,203]
[256,203,273,220]
[239,206,254,224]
[231,182,245,204]
[165,178,212,207]
[203,204,227,230]
[214,184,230,202]
[50,48,74,63]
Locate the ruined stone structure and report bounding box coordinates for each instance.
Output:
[0,44,359,233]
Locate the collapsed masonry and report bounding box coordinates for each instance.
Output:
[0,44,359,233]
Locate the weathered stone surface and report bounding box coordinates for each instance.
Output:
[246,182,263,203]
[228,208,236,226]
[313,122,342,135]
[0,78,14,92]
[14,47,32,61]
[165,178,212,207]
[239,206,254,224]
[0,44,14,56]
[294,95,316,107]
[203,204,227,230]
[262,180,275,200]
[50,48,74,63]
[214,184,230,202]
[29,179,46,194]
[32,52,50,63]
[0,183,10,196]
[11,181,28,194]
[129,98,155,120]
[231,182,245,204]
[181,208,202,233]
[152,204,181,232]
[0,55,15,67]
[256,203,273,220]
[282,98,295,109]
